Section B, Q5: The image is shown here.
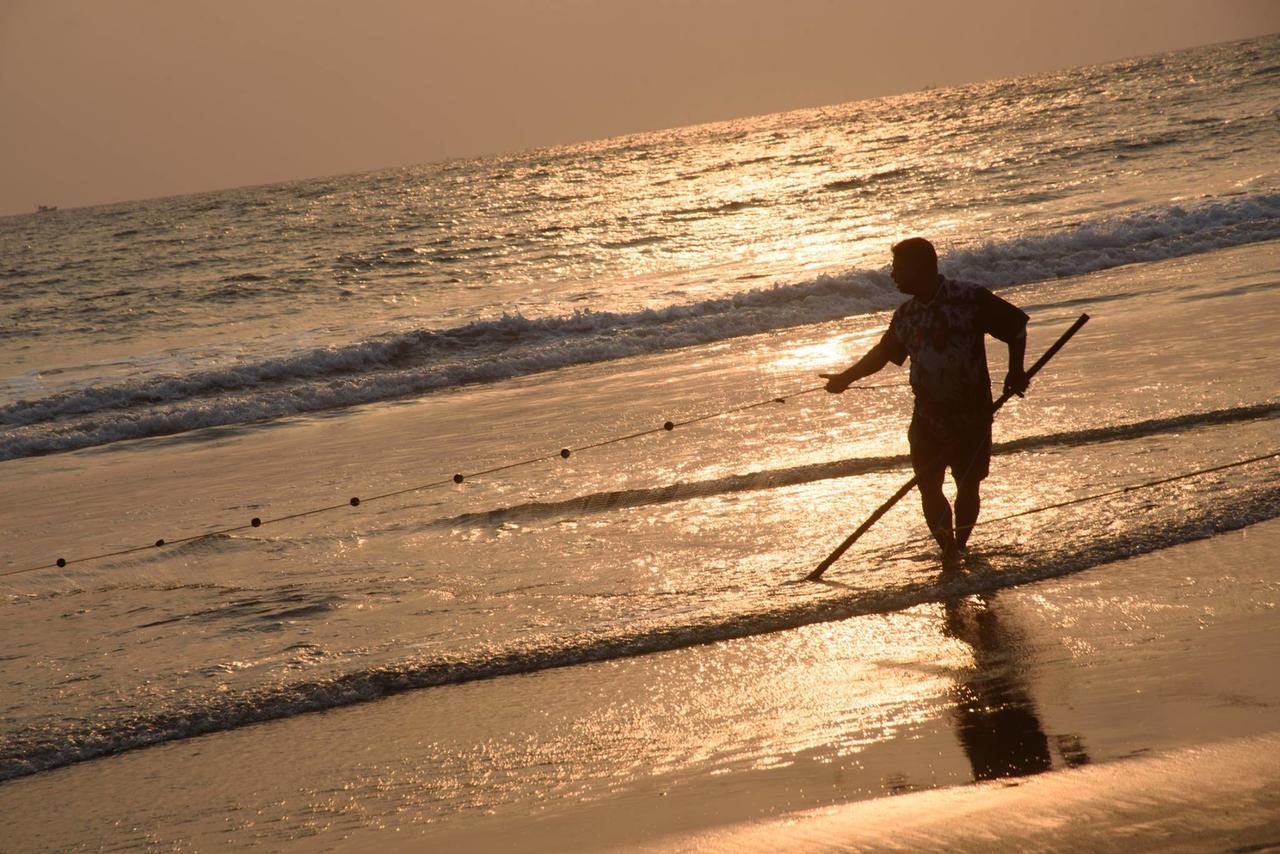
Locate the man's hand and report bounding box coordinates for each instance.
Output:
[822,345,890,394]
[1003,367,1029,398]
[820,371,852,393]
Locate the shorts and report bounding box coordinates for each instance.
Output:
[908,409,992,483]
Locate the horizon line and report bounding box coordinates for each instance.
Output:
[3,30,1274,221]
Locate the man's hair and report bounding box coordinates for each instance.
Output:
[891,237,938,271]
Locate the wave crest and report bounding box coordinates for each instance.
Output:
[2,191,1276,460]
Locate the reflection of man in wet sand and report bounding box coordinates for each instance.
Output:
[822,238,1029,563]
[944,594,1054,780]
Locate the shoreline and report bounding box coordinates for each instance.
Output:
[5,518,1280,850]
[3,460,1276,785]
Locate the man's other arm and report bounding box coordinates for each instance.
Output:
[1003,331,1028,397]
[978,288,1030,397]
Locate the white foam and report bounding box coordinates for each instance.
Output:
[943,191,1280,285]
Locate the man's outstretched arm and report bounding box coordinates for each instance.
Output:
[820,343,891,393]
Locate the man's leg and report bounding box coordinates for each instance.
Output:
[910,413,958,559]
[952,421,992,552]
[918,465,957,557]
[954,476,981,551]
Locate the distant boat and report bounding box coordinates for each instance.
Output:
[36,204,57,213]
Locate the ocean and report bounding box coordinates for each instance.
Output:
[1,32,1278,843]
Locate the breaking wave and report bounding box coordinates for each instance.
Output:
[942,191,1280,285]
[1,191,1276,461]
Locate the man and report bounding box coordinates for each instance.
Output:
[820,238,1029,563]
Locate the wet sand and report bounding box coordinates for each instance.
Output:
[4,518,1279,851]
[635,733,1280,852]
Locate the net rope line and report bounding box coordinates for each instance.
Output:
[5,380,912,578]
[867,449,1280,561]
[6,380,1275,580]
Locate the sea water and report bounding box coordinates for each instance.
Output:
[0,34,1277,786]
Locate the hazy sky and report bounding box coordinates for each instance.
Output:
[1,0,1276,215]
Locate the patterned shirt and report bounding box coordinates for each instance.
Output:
[875,276,1028,427]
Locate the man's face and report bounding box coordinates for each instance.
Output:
[891,255,933,295]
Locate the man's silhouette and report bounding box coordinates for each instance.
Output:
[821,238,1028,562]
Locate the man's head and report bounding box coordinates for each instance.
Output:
[890,237,938,296]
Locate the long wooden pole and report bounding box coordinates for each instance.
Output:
[805,312,1090,581]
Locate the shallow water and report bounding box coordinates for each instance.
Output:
[1,240,1276,781]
